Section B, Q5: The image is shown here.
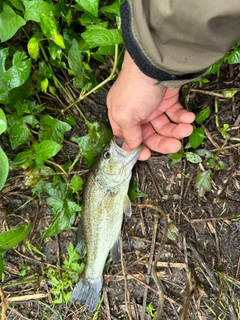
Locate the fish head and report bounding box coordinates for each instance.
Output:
[95,137,143,188]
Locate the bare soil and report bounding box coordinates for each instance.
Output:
[0,62,240,320]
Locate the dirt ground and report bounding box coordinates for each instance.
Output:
[0,62,240,320]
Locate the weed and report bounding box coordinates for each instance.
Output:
[43,243,84,304]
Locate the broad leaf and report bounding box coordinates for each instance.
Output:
[195,170,212,197]
[39,11,58,39]
[228,48,240,64]
[82,28,122,48]
[195,106,211,125]
[76,0,99,17]
[189,127,205,149]
[0,224,31,252]
[185,152,202,164]
[71,175,83,193]
[0,108,7,134]
[68,39,86,88]
[100,1,121,15]
[33,140,62,164]
[28,33,42,59]
[7,114,30,149]
[128,179,147,201]
[43,197,81,238]
[168,152,183,164]
[0,147,9,190]
[0,49,31,104]
[0,5,25,42]
[0,224,31,275]
[39,114,71,144]
[24,0,53,23]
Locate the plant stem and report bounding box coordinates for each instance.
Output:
[62,44,119,114]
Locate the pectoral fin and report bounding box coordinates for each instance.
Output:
[75,219,86,255]
[123,194,132,217]
[110,236,122,263]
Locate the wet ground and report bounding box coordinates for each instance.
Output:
[0,63,240,319]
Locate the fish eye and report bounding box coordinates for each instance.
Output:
[103,151,111,159]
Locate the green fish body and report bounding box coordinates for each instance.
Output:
[70,137,142,312]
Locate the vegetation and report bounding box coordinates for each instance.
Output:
[0,0,240,318]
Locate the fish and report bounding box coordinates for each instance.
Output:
[70,136,142,312]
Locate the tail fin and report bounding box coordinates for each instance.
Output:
[70,276,102,313]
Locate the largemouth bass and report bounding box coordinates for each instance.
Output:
[70,136,142,312]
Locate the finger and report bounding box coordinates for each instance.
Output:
[141,123,182,154]
[150,114,194,139]
[165,102,195,124]
[144,133,182,154]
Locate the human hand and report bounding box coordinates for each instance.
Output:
[107,51,195,160]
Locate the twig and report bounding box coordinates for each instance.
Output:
[0,286,6,320]
[190,88,225,98]
[103,288,111,320]
[121,243,133,320]
[136,204,168,319]
[190,215,240,223]
[62,44,119,114]
[5,293,49,302]
[141,213,158,320]
[180,234,191,320]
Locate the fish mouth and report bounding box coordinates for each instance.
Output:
[112,136,143,167]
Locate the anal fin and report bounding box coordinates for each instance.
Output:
[123,194,132,217]
[110,236,122,263]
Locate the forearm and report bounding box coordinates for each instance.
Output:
[121,0,240,86]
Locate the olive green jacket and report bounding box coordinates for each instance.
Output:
[121,0,240,87]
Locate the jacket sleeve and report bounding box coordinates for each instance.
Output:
[120,0,240,87]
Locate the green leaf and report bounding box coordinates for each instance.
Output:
[195,149,214,159]
[185,152,202,164]
[195,106,211,124]
[0,49,31,104]
[71,122,112,167]
[0,5,26,42]
[33,140,62,164]
[0,108,7,134]
[219,123,229,139]
[100,1,120,15]
[168,152,183,164]
[7,114,30,149]
[82,28,122,48]
[227,48,240,64]
[128,179,147,201]
[43,197,81,238]
[205,57,225,76]
[71,175,83,193]
[0,224,31,252]
[24,0,53,23]
[52,31,65,49]
[11,150,33,167]
[0,224,31,276]
[39,115,71,144]
[68,39,86,88]
[39,11,58,39]
[0,147,9,190]
[189,127,205,149]
[222,90,238,99]
[195,170,212,197]
[9,0,25,12]
[27,33,42,59]
[76,0,99,17]
[40,77,48,92]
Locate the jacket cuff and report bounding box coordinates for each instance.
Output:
[120,1,205,86]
